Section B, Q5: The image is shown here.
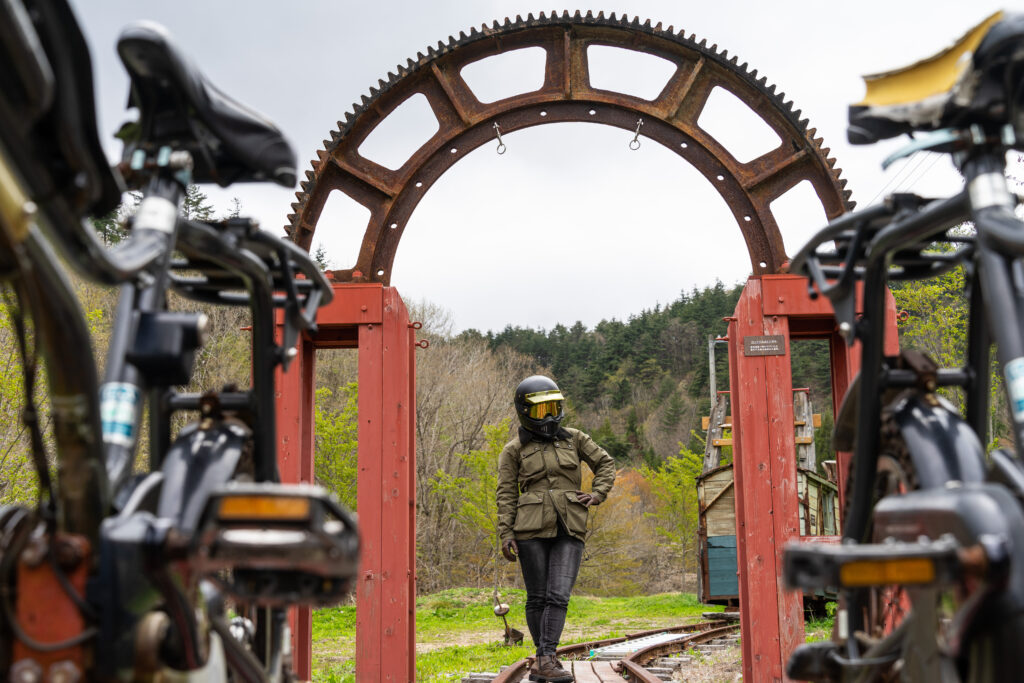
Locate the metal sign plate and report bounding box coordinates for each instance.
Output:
[743,335,786,356]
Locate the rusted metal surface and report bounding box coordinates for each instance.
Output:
[618,623,742,683]
[287,11,852,282]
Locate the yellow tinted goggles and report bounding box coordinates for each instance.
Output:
[528,400,562,419]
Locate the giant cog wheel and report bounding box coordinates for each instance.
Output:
[286,11,852,283]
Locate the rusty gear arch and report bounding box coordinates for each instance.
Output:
[276,12,861,682]
[286,11,853,280]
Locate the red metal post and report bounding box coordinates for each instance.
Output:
[729,275,898,681]
[276,283,418,681]
[380,289,416,682]
[357,312,384,679]
[275,336,316,679]
[729,277,793,682]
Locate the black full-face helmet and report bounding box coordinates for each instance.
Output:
[514,375,565,439]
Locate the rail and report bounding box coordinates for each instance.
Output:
[490,618,739,683]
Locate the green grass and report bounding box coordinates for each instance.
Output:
[805,602,836,643]
[311,589,720,682]
[804,616,834,643]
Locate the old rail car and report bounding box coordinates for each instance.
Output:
[696,463,841,605]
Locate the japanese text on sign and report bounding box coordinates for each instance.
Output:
[743,335,786,356]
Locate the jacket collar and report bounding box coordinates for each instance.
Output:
[518,426,571,445]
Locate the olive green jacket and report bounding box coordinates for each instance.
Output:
[496,427,616,543]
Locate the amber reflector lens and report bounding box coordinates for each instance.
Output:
[839,558,935,587]
[219,496,311,520]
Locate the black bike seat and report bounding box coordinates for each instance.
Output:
[117,22,296,188]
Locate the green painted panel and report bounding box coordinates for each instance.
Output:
[707,534,738,597]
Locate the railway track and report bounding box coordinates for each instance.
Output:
[463,617,741,683]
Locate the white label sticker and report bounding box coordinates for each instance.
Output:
[1006,357,1024,422]
[133,196,177,233]
[100,382,140,448]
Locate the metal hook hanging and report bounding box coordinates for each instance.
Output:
[493,122,507,155]
[629,118,644,150]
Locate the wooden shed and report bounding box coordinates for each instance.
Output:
[696,462,841,605]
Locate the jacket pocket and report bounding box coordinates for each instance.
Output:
[563,491,589,536]
[554,444,578,470]
[519,447,545,477]
[513,492,544,532]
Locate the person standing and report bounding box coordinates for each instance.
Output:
[496,375,616,682]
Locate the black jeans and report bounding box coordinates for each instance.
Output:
[517,531,584,656]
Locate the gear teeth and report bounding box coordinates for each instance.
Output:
[293,11,855,249]
[285,216,296,227]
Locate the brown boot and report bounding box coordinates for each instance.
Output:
[528,654,573,682]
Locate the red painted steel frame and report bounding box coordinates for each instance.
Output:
[276,283,417,682]
[727,275,897,682]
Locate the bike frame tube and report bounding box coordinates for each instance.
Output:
[21,229,108,542]
[965,151,1024,459]
[964,262,991,443]
[102,175,183,496]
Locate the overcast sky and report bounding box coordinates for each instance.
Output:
[69,1,1003,333]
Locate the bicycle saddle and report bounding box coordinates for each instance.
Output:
[117,22,296,188]
[848,11,1024,145]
